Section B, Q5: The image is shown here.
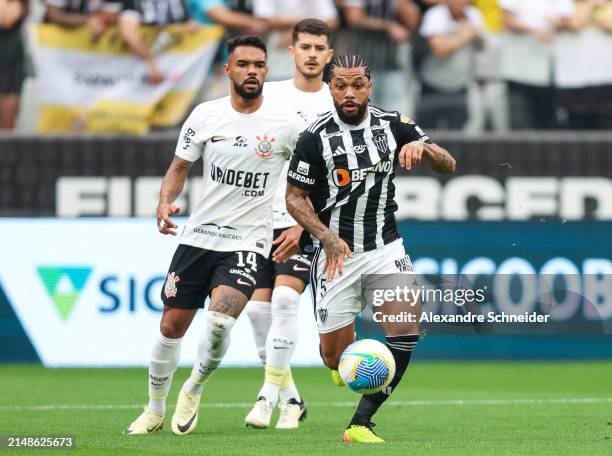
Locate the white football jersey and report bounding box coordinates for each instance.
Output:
[263,79,334,229]
[175,96,300,256]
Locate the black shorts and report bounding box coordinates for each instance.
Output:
[161,244,264,309]
[256,228,313,289]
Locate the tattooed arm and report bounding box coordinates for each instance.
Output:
[399,141,456,175]
[286,184,352,281]
[423,143,456,174]
[157,156,192,235]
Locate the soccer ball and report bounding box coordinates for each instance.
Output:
[338,339,396,394]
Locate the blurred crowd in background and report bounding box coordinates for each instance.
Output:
[2,0,612,132]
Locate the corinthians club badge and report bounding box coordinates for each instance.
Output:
[254,133,275,158]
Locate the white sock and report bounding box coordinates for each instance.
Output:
[259,286,300,406]
[148,334,182,415]
[245,300,272,365]
[182,311,236,395]
[279,369,301,402]
[279,384,301,402]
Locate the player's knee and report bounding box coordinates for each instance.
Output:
[206,311,235,337]
[160,318,189,339]
[271,286,300,319]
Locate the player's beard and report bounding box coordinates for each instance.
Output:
[334,99,368,125]
[234,78,263,100]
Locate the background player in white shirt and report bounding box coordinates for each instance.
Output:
[124,35,300,436]
[243,19,334,430]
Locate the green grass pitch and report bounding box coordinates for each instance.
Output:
[1,363,610,455]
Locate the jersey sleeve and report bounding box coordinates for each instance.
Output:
[287,131,325,191]
[392,113,433,147]
[175,105,205,162]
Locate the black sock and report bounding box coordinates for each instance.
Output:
[350,334,419,425]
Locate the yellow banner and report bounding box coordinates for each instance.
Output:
[35,24,223,134]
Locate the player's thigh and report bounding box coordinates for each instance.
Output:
[369,239,420,335]
[209,285,250,318]
[313,249,364,335]
[251,288,272,302]
[319,322,356,370]
[274,274,305,293]
[209,250,265,317]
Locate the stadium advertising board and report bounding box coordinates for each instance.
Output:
[1,219,610,365]
[1,135,611,218]
[0,219,321,367]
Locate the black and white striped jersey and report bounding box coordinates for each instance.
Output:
[287,105,432,253]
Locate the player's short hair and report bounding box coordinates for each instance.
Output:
[329,54,371,80]
[292,18,332,45]
[226,35,267,56]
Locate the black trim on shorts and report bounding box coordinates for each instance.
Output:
[310,247,321,319]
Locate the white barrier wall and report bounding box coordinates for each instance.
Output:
[0,218,322,367]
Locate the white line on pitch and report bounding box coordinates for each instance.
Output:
[1,397,611,412]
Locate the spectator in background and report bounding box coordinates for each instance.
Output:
[555,0,612,129]
[417,0,484,129]
[414,0,444,13]
[500,0,573,130]
[119,0,197,85]
[190,0,267,35]
[44,0,122,41]
[342,0,420,113]
[0,0,27,130]
[470,0,507,131]
[253,0,338,80]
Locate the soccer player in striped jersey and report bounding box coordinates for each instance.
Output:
[243,18,334,430]
[282,54,456,443]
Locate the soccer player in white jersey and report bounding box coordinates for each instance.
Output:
[283,54,456,443]
[123,35,301,436]
[243,18,334,430]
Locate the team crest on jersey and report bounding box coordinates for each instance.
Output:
[373,132,389,155]
[164,272,180,298]
[318,308,328,325]
[254,133,275,158]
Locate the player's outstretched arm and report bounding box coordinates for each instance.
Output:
[399,141,456,174]
[157,155,192,236]
[286,184,352,281]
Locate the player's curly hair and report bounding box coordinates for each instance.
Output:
[329,54,371,80]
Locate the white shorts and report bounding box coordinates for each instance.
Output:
[310,238,415,334]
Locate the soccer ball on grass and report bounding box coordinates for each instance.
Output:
[338,339,396,394]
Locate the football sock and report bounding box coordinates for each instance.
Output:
[245,300,272,365]
[257,365,284,406]
[279,368,301,402]
[259,287,300,404]
[148,334,183,415]
[350,334,419,425]
[266,286,300,369]
[182,311,236,396]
